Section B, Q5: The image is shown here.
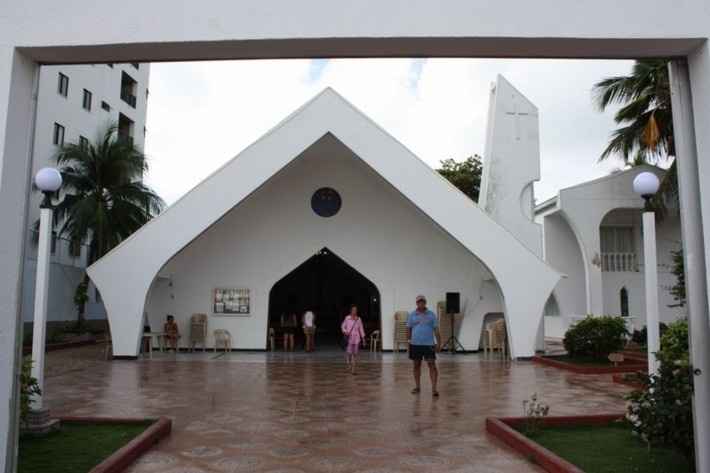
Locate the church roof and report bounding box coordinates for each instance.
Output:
[87,88,560,358]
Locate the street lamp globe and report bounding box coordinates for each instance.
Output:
[34,167,62,193]
[632,171,660,198]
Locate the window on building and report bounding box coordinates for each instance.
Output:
[600,226,636,272]
[620,287,630,317]
[79,136,89,150]
[52,123,65,146]
[82,89,92,111]
[57,73,69,97]
[50,232,57,254]
[101,100,111,112]
[69,239,82,258]
[118,113,134,146]
[120,71,138,108]
[95,286,102,303]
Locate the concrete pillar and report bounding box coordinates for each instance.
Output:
[0,47,38,473]
[641,211,660,375]
[30,207,53,409]
[670,58,710,473]
[586,233,604,315]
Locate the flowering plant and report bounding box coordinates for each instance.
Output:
[522,392,550,436]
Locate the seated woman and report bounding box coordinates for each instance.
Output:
[163,314,180,351]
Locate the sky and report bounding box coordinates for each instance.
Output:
[143,58,635,206]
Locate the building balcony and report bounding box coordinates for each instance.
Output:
[601,252,638,272]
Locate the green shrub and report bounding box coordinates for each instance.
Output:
[631,322,669,348]
[660,318,689,361]
[627,321,693,468]
[20,357,41,425]
[563,315,628,360]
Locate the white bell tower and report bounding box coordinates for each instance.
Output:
[479,75,543,258]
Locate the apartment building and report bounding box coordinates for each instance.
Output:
[22,63,150,324]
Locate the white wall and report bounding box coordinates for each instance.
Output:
[542,213,586,317]
[146,134,501,350]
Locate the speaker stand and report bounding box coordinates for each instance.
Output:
[441,312,464,354]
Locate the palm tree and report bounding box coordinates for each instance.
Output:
[52,125,165,324]
[593,59,677,203]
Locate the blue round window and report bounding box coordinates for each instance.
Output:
[311,187,341,217]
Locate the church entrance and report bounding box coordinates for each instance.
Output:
[268,248,381,349]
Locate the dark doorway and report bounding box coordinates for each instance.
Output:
[268,248,381,348]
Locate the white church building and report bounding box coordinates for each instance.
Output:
[87,77,682,359]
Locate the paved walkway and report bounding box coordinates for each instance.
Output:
[44,347,631,473]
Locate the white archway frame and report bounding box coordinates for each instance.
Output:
[2,3,710,471]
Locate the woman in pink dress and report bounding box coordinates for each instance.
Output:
[341,305,366,374]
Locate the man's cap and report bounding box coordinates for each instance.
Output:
[415,295,426,302]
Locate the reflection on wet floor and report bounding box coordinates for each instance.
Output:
[45,345,630,473]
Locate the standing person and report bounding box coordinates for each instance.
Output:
[407,295,441,396]
[341,305,366,374]
[280,312,298,351]
[163,314,180,351]
[302,309,316,352]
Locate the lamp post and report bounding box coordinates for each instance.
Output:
[632,171,661,376]
[31,167,62,409]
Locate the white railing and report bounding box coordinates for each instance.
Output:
[601,252,637,272]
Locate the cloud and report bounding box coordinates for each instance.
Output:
[144,58,633,205]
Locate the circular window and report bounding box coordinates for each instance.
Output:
[311,187,342,218]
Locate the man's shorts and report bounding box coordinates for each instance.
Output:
[409,344,436,361]
[303,326,315,335]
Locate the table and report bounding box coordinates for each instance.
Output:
[141,332,166,357]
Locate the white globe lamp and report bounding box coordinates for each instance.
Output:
[35,167,62,208]
[30,167,63,411]
[35,167,62,192]
[632,171,660,209]
[633,170,661,377]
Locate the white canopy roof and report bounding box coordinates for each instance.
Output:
[88,88,560,357]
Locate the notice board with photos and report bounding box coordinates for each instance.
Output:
[213,288,250,315]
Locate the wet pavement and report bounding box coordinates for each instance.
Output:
[44,347,631,473]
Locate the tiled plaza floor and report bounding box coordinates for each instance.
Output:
[44,346,631,473]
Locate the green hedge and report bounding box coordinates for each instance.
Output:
[563,315,628,360]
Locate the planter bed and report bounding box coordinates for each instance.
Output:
[22,337,98,355]
[19,416,171,473]
[486,414,691,473]
[533,355,646,374]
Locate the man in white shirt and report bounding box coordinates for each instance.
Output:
[303,310,316,352]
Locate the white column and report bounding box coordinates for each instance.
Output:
[0,47,38,473]
[669,59,710,473]
[641,211,659,375]
[30,207,52,409]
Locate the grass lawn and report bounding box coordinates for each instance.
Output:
[19,422,150,473]
[524,423,693,473]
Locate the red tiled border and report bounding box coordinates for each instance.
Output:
[486,414,625,473]
[57,416,172,473]
[533,356,646,374]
